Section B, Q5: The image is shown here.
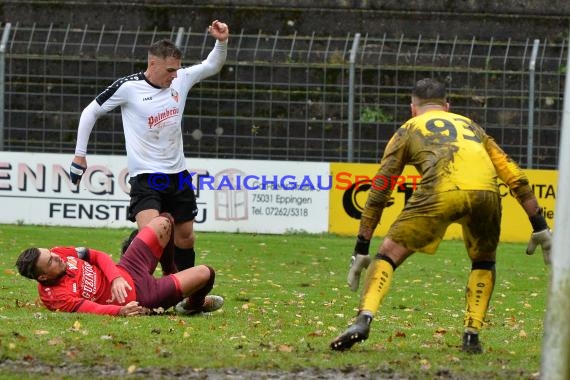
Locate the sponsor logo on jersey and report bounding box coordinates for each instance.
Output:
[81,262,97,300]
[147,107,180,128]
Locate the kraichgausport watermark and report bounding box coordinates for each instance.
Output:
[146,171,421,191]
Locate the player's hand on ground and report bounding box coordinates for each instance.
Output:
[70,156,87,185]
[526,229,552,265]
[119,301,146,317]
[208,20,229,42]
[109,276,132,304]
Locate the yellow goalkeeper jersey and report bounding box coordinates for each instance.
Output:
[366,109,531,207]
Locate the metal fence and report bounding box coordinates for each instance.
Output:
[0,23,567,168]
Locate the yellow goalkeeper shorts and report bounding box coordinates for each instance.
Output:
[386,190,501,260]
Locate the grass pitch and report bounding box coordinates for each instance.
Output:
[0,224,548,379]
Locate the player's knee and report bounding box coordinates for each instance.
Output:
[156,216,173,235]
[195,264,214,283]
[157,212,174,228]
[175,231,195,248]
[204,265,215,281]
[375,253,397,270]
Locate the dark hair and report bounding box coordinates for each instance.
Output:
[148,39,183,60]
[16,248,41,280]
[412,78,447,105]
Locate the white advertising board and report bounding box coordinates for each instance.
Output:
[0,152,330,234]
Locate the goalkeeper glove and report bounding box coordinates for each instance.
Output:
[347,235,371,292]
[69,162,86,185]
[526,209,552,265]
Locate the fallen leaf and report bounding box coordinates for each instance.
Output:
[66,350,77,360]
[114,341,128,349]
[420,358,431,370]
[12,332,26,341]
[433,327,447,338]
[278,344,293,352]
[48,337,63,346]
[155,347,172,357]
[448,355,461,363]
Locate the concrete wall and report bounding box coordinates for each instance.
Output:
[1,0,569,40]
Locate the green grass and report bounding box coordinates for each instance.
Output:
[0,224,548,379]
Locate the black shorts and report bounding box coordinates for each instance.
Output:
[127,170,199,223]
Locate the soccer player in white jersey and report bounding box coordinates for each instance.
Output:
[70,21,229,280]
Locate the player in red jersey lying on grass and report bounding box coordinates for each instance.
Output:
[15,213,222,317]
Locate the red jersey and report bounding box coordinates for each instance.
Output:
[38,247,136,315]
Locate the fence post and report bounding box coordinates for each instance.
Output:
[527,38,540,168]
[175,27,184,48]
[347,33,360,162]
[0,22,11,151]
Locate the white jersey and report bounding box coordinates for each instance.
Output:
[74,40,227,176]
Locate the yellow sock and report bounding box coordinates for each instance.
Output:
[359,257,395,313]
[464,268,495,331]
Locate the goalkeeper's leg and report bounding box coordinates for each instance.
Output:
[359,254,397,313]
[331,253,399,351]
[463,260,496,354]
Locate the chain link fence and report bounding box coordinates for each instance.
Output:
[0,23,567,168]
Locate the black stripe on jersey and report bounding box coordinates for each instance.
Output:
[95,72,146,105]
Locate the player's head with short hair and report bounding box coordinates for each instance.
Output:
[411,78,449,115]
[145,39,183,88]
[16,247,41,280]
[412,78,447,104]
[16,247,67,285]
[148,39,183,60]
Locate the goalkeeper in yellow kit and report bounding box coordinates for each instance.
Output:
[330,78,552,353]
